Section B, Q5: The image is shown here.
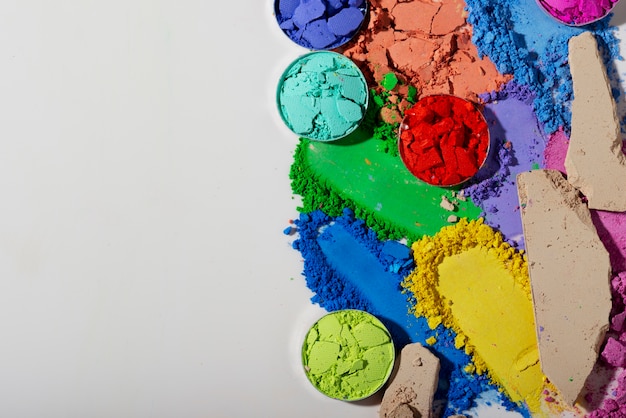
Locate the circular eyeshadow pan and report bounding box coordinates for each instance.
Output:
[398,94,490,187]
[535,0,620,26]
[301,309,395,401]
[274,0,368,50]
[276,51,369,142]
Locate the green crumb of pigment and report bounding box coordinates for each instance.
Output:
[373,122,400,157]
[380,72,399,91]
[407,85,417,103]
[302,310,394,400]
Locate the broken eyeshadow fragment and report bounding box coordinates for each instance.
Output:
[275,0,367,49]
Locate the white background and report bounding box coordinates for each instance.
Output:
[0,1,623,417]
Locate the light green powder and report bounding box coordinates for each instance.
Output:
[277,51,368,141]
[302,310,395,400]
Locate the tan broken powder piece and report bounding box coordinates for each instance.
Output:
[565,32,626,212]
[387,403,415,418]
[379,343,439,418]
[517,169,611,406]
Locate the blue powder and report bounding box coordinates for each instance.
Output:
[465,0,620,134]
[292,208,530,416]
[274,0,367,50]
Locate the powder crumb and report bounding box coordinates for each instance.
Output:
[601,337,626,368]
[440,196,456,211]
[447,215,459,223]
[425,336,437,346]
[380,106,402,124]
[380,343,439,418]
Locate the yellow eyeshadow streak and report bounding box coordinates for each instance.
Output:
[438,247,544,410]
[403,219,547,413]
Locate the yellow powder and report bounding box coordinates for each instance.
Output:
[425,336,437,346]
[403,218,545,413]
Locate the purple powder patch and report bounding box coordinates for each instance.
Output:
[275,0,367,50]
[465,81,547,248]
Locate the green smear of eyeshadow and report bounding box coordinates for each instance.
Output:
[290,127,483,241]
[302,310,395,401]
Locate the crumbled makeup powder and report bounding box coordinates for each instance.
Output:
[536,0,618,26]
[280,0,626,415]
[339,0,511,101]
[601,337,626,367]
[277,51,368,141]
[543,129,570,174]
[302,309,395,400]
[289,134,482,241]
[379,343,439,418]
[465,0,619,134]
[398,95,490,186]
[403,218,548,413]
[275,0,368,49]
[565,32,626,212]
[517,169,612,406]
[290,209,526,416]
[386,404,415,418]
[465,82,547,249]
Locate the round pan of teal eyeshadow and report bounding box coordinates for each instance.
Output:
[276,51,369,141]
[274,0,368,50]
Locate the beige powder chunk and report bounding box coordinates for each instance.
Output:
[379,343,439,418]
[440,196,456,211]
[565,32,626,212]
[387,403,416,418]
[517,169,612,406]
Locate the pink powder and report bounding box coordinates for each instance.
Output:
[537,0,618,25]
[592,211,626,273]
[602,337,626,367]
[543,128,569,173]
[544,129,626,272]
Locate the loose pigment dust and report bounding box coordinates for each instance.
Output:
[276,0,626,417]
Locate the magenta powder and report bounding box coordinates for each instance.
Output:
[537,0,619,25]
[543,129,569,173]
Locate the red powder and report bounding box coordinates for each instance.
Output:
[398,95,489,186]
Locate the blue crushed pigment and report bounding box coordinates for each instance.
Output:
[286,0,623,416]
[291,209,527,417]
[465,0,620,134]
